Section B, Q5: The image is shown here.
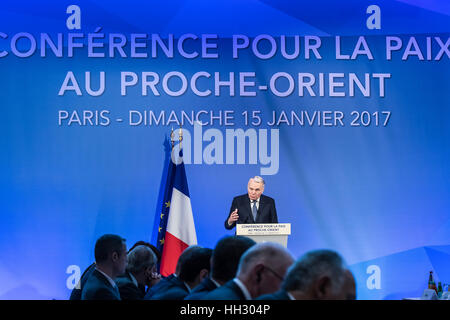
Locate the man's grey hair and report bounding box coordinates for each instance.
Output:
[282,249,347,293]
[126,245,157,274]
[237,242,291,275]
[250,176,265,186]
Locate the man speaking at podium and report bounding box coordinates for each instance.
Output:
[225,176,278,230]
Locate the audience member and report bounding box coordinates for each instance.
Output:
[143,247,189,300]
[203,242,294,300]
[128,240,162,289]
[81,234,127,300]
[127,241,161,262]
[74,237,355,301]
[257,249,356,300]
[145,245,212,300]
[115,245,158,300]
[69,262,96,300]
[184,235,256,300]
[71,240,161,300]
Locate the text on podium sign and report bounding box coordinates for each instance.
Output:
[236,223,291,236]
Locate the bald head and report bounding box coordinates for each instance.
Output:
[237,242,294,298]
[127,245,157,274]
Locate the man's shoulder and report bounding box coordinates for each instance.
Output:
[194,278,218,293]
[260,194,275,202]
[233,194,248,201]
[203,280,243,300]
[81,270,118,300]
[144,275,174,299]
[184,279,217,300]
[115,273,134,286]
[150,283,189,300]
[116,275,145,300]
[256,290,290,300]
[234,194,275,200]
[84,269,105,287]
[233,194,275,204]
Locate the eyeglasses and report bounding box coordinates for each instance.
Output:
[262,265,284,281]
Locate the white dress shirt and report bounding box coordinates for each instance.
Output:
[287,292,296,300]
[250,198,260,211]
[233,278,252,300]
[95,268,118,289]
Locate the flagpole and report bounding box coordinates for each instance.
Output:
[159,124,197,277]
[170,127,175,150]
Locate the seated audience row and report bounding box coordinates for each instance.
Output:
[73,233,356,300]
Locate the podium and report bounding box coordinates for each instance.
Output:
[236,223,291,248]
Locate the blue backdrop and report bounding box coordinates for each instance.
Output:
[0,0,449,299]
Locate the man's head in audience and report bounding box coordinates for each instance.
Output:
[210,235,256,285]
[128,240,161,263]
[94,234,127,279]
[126,245,158,287]
[236,242,295,298]
[176,245,213,290]
[282,249,356,300]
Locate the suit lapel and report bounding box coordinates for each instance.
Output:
[241,195,268,224]
[230,280,247,300]
[242,195,254,223]
[255,196,266,223]
[94,269,121,299]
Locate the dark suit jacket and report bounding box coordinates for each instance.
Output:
[148,273,190,300]
[225,194,278,230]
[81,269,121,300]
[115,271,146,300]
[256,289,291,300]
[144,274,175,300]
[202,279,247,300]
[184,277,219,300]
[69,262,96,300]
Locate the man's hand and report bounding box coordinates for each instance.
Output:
[227,209,239,226]
[148,272,162,288]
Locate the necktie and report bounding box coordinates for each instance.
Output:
[252,200,258,222]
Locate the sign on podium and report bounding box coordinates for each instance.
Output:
[236,223,291,248]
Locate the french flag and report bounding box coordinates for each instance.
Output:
[159,147,197,277]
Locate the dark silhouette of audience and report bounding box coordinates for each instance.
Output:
[69,262,96,300]
[203,242,294,300]
[70,239,162,300]
[81,234,127,300]
[72,234,357,301]
[115,245,158,300]
[127,241,161,262]
[145,245,212,300]
[184,235,256,300]
[125,241,162,290]
[257,249,356,300]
